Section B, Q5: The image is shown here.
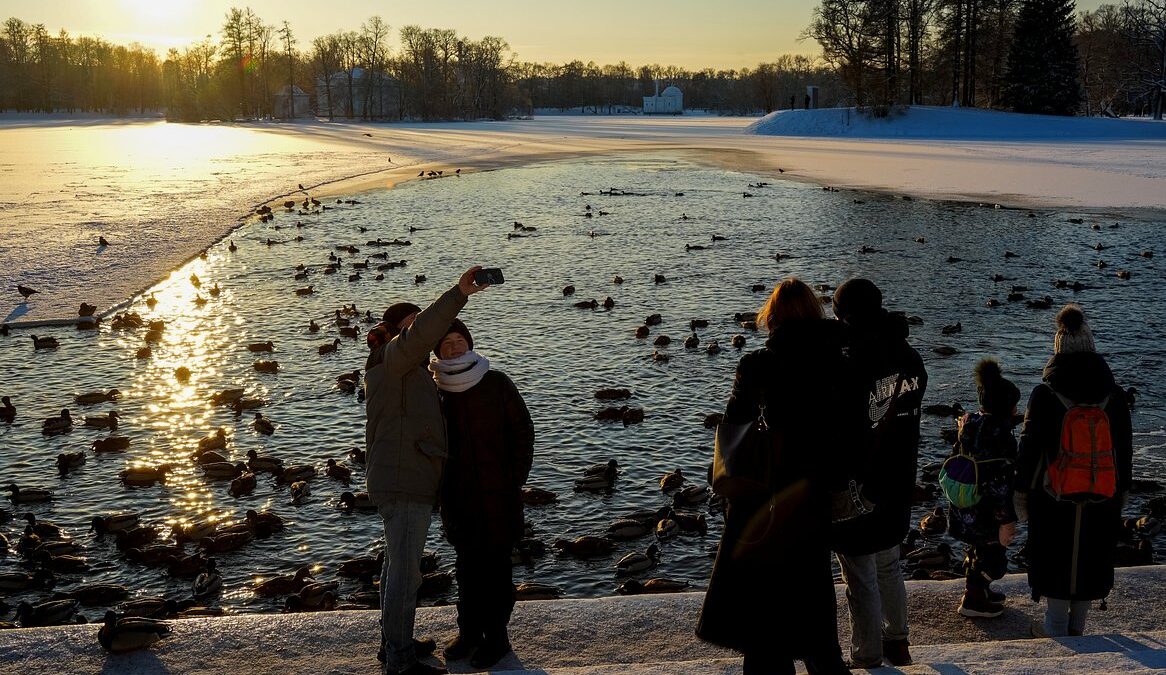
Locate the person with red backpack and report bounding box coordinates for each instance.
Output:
[941,359,1021,619]
[1013,304,1133,637]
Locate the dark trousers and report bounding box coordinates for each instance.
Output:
[454,543,515,642]
[964,542,1008,590]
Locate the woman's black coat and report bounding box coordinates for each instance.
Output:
[697,319,845,658]
[438,369,535,549]
[1015,352,1133,601]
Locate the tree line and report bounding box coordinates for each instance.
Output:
[1,2,1162,120]
[806,0,1166,118]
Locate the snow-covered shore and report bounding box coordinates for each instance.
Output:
[2,567,1164,674]
[2,110,1165,324]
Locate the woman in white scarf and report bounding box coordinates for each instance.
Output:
[429,319,534,670]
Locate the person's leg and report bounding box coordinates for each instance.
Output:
[979,543,1009,602]
[836,552,883,667]
[470,545,518,669]
[1067,600,1091,636]
[959,543,1005,618]
[379,500,433,673]
[1043,597,1071,637]
[445,544,484,660]
[874,545,911,665]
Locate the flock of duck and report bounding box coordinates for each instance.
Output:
[1,170,1163,657]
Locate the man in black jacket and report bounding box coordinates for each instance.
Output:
[830,279,928,669]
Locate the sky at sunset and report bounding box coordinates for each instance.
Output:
[2,0,1112,69]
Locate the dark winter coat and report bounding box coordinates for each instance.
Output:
[947,412,1019,545]
[831,311,928,556]
[1015,352,1133,601]
[438,369,534,549]
[697,319,845,659]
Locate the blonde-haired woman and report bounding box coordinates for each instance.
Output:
[698,278,851,675]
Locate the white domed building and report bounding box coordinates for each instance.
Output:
[643,81,683,115]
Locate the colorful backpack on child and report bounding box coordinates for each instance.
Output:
[1044,391,1116,502]
[939,412,1012,509]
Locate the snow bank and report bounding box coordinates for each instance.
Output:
[746,106,1166,140]
[1,567,1163,674]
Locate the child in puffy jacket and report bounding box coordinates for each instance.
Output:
[945,359,1021,619]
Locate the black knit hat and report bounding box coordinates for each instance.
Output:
[434,318,474,359]
[382,302,421,334]
[975,358,1020,416]
[832,278,882,321]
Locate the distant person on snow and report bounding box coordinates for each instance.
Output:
[430,318,534,670]
[942,358,1021,619]
[364,266,490,675]
[1014,304,1132,638]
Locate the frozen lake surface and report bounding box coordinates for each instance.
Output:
[0,152,1162,621]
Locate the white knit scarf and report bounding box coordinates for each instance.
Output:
[429,351,490,392]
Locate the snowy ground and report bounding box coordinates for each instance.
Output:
[2,567,1164,674]
[2,109,1164,323]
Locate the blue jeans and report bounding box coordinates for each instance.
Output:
[378,500,434,673]
[1044,597,1090,637]
[837,546,909,666]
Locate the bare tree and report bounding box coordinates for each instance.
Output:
[1124,0,1166,118]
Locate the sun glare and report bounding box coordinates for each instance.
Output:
[119,0,194,27]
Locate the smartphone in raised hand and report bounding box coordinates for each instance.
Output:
[474,268,505,285]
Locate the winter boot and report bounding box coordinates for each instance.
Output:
[959,589,1005,618]
[882,638,913,667]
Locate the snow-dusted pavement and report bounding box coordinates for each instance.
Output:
[2,567,1164,674]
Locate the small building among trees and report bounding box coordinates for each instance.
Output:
[643,81,683,114]
[315,68,400,119]
[273,85,311,118]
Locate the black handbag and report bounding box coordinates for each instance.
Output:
[712,404,775,500]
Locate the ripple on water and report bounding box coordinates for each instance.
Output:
[0,153,1163,617]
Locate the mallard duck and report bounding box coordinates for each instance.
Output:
[338,491,375,512]
[318,338,341,355]
[15,598,79,627]
[672,484,710,506]
[521,486,557,505]
[120,597,180,619]
[56,451,86,476]
[514,582,562,601]
[91,513,139,536]
[196,428,228,453]
[308,319,320,332]
[289,480,310,505]
[706,340,722,355]
[200,531,252,553]
[36,550,89,573]
[24,513,64,539]
[652,350,670,363]
[655,517,679,540]
[200,461,245,480]
[92,436,130,453]
[174,366,192,382]
[166,552,207,578]
[7,484,53,504]
[253,412,275,435]
[348,447,366,465]
[731,335,747,349]
[173,521,217,543]
[905,542,952,569]
[247,340,274,353]
[0,395,14,424]
[194,450,227,465]
[670,509,708,534]
[554,536,614,558]
[285,585,337,612]
[42,409,73,435]
[75,389,121,405]
[0,569,55,592]
[684,333,699,349]
[56,583,128,606]
[607,519,651,540]
[246,448,283,473]
[17,525,42,553]
[118,464,170,487]
[232,397,266,414]
[574,473,614,492]
[114,525,161,550]
[298,581,340,608]
[326,458,351,482]
[660,468,685,492]
[254,566,314,597]
[31,335,59,350]
[35,536,82,557]
[281,464,316,482]
[615,543,662,575]
[229,470,257,497]
[83,411,120,430]
[617,578,690,595]
[192,559,222,600]
[253,360,279,374]
[919,507,947,536]
[135,346,152,359]
[210,388,245,407]
[653,274,666,284]
[245,509,284,536]
[125,543,183,566]
[337,550,384,578]
[635,325,650,339]
[418,571,453,598]
[145,293,158,308]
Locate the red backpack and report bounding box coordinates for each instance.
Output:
[1045,390,1116,502]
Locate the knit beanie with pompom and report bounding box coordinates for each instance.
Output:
[1054,304,1095,354]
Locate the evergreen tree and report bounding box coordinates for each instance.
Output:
[1003,0,1082,114]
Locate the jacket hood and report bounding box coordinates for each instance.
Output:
[1042,352,1116,404]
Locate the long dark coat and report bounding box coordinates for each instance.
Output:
[438,369,535,549]
[1015,352,1133,601]
[697,320,846,659]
